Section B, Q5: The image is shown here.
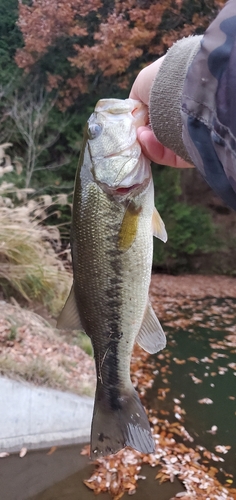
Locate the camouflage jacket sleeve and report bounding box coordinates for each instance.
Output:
[150,0,236,210]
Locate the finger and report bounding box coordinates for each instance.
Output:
[129,57,165,105]
[137,127,194,168]
[129,68,149,104]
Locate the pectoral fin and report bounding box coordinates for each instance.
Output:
[56,284,84,331]
[152,207,167,242]
[136,301,166,354]
[118,203,141,251]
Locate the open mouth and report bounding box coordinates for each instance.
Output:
[113,184,140,195]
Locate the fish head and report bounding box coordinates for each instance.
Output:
[85,98,151,196]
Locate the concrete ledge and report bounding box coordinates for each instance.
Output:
[0,377,94,452]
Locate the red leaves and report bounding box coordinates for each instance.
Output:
[16,0,102,63]
[15,1,223,109]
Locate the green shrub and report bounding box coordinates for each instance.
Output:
[152,166,218,272]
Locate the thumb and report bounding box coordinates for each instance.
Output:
[138,127,194,168]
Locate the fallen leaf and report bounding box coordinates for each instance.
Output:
[187,357,199,363]
[198,398,213,404]
[173,358,186,365]
[206,425,218,435]
[215,445,231,454]
[190,374,202,384]
[47,446,57,455]
[19,447,27,458]
[81,444,90,456]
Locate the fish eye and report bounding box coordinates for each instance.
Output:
[87,123,103,140]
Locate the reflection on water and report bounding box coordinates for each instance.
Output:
[1,297,236,499]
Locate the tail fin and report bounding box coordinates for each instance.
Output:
[90,386,155,458]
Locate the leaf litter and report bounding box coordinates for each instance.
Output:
[0,301,96,396]
[82,275,236,499]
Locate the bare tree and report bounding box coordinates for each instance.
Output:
[8,88,68,188]
[0,83,15,146]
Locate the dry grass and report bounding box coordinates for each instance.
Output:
[0,355,68,389]
[0,182,72,315]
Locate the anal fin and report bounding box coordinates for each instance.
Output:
[136,301,166,354]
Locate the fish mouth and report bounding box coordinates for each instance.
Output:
[98,181,142,196]
[112,184,141,195]
[98,179,150,197]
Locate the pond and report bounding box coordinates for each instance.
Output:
[1,296,236,499]
[147,300,236,485]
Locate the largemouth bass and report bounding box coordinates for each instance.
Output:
[57,98,167,457]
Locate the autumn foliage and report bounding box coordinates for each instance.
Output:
[15,0,224,109]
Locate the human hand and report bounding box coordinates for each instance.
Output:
[129,57,193,168]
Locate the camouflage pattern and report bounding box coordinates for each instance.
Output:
[182,0,236,210]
